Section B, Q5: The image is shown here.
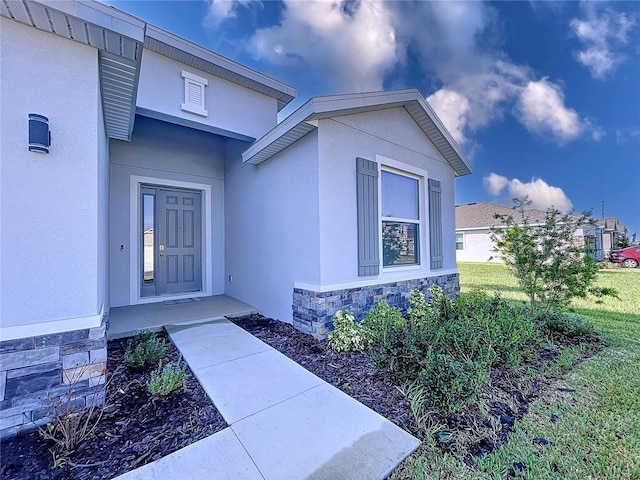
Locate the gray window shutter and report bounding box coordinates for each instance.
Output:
[357,157,379,276]
[428,178,443,269]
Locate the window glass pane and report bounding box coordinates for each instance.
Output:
[143,194,154,285]
[381,170,419,220]
[383,221,419,266]
[456,233,464,250]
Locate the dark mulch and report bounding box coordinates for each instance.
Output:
[0,332,226,480]
[1,315,604,479]
[231,314,605,463]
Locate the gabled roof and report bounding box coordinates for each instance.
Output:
[242,89,472,177]
[2,0,296,141]
[599,218,627,232]
[456,202,550,230]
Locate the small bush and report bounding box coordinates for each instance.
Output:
[363,287,544,412]
[39,364,115,463]
[362,300,427,383]
[327,310,369,353]
[417,353,487,412]
[124,331,166,368]
[535,311,597,338]
[147,360,187,396]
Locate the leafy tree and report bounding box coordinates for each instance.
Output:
[615,234,631,250]
[490,198,599,314]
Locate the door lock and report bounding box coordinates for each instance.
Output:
[159,244,165,256]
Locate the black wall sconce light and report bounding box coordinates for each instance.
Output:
[28,113,51,154]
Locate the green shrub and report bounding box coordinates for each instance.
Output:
[147,360,187,396]
[363,287,544,412]
[448,292,541,367]
[535,310,597,338]
[327,310,369,353]
[124,331,166,368]
[362,300,429,383]
[417,352,487,412]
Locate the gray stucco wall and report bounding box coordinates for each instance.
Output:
[1,18,101,330]
[137,51,278,140]
[109,116,226,307]
[224,131,321,324]
[316,107,459,287]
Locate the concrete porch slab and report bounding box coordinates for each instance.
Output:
[113,428,264,480]
[231,383,420,480]
[107,295,257,339]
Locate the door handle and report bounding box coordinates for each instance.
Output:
[159,244,165,256]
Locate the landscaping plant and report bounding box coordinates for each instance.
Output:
[490,197,604,314]
[39,364,115,465]
[123,330,167,368]
[147,359,187,396]
[327,309,369,353]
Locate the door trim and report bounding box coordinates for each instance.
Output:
[129,175,212,305]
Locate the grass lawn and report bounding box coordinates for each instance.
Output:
[393,263,640,479]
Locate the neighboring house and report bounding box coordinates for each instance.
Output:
[599,218,628,256]
[455,203,605,263]
[0,0,471,437]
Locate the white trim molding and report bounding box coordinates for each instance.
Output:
[295,268,459,294]
[0,307,103,342]
[129,175,213,305]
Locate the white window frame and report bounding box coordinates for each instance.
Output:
[456,232,464,251]
[181,70,208,117]
[377,156,427,272]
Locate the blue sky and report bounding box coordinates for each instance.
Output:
[111,0,639,236]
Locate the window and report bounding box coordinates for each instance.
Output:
[141,186,156,297]
[381,169,420,267]
[456,233,464,250]
[181,70,208,117]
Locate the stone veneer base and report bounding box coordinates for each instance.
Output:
[292,273,460,338]
[0,319,107,439]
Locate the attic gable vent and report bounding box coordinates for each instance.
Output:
[181,70,208,117]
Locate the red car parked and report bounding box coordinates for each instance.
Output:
[610,246,640,268]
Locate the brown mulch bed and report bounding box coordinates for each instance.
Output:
[231,314,605,463]
[1,316,604,479]
[0,332,226,480]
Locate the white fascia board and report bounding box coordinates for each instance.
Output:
[243,88,472,175]
[38,0,145,41]
[308,89,420,114]
[145,24,296,101]
[242,98,317,163]
[242,91,417,163]
[415,94,472,176]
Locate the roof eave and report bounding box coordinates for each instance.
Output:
[242,89,472,176]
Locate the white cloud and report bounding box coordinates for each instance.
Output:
[514,78,583,144]
[484,173,573,212]
[205,0,253,26]
[483,173,509,196]
[570,7,635,79]
[616,126,640,145]
[202,0,598,147]
[426,89,470,145]
[392,2,588,146]
[249,0,399,92]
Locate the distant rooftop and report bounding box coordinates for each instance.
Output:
[455,202,550,230]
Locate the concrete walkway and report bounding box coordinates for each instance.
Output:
[115,317,420,480]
